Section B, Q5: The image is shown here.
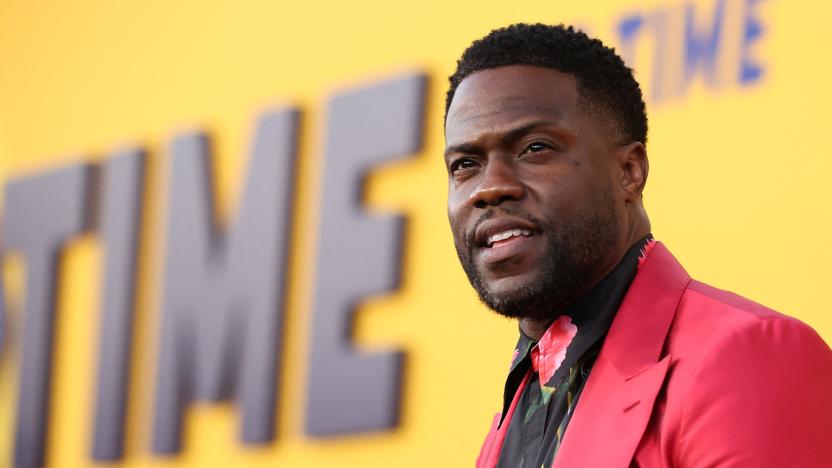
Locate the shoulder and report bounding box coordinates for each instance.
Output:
[667,279,829,359]
[665,279,832,392]
[685,279,802,323]
[660,280,832,466]
[671,279,831,383]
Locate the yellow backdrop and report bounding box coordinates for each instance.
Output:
[0,0,830,466]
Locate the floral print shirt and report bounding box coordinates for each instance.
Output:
[496,236,655,468]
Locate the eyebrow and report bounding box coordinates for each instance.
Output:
[444,119,562,157]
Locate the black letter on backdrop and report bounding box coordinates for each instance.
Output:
[152,109,298,454]
[0,238,4,352]
[4,164,94,467]
[305,73,426,435]
[92,149,146,460]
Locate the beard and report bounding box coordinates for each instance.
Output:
[455,196,619,322]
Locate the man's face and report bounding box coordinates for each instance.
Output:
[445,65,626,320]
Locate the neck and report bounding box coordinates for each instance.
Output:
[519,318,552,341]
[518,218,651,341]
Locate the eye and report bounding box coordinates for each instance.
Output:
[449,157,478,174]
[522,142,551,154]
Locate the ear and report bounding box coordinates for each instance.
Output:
[615,142,648,202]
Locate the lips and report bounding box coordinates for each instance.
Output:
[474,217,539,248]
[487,228,533,247]
[480,234,538,264]
[473,217,541,264]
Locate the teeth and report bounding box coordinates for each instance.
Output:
[487,229,532,246]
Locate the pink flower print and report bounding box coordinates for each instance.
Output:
[637,239,657,270]
[531,315,578,386]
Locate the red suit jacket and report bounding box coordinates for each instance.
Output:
[477,242,832,467]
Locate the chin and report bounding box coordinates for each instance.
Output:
[477,273,553,320]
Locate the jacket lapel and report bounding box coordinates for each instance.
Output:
[553,243,690,468]
[477,372,531,468]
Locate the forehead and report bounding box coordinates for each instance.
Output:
[445,65,581,144]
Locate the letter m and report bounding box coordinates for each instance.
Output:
[151,109,298,454]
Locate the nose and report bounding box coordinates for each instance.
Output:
[468,158,525,209]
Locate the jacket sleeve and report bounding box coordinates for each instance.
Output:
[676,316,832,467]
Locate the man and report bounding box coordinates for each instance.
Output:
[444,23,832,467]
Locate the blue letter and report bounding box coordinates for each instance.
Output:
[740,0,765,84]
[684,0,727,87]
[617,14,644,66]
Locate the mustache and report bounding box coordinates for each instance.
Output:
[467,207,547,250]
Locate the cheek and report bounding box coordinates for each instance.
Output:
[529,178,588,219]
[447,188,471,233]
[539,163,606,207]
[447,208,467,243]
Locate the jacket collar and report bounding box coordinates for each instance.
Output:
[553,242,691,467]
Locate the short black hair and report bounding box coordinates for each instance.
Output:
[445,23,648,145]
